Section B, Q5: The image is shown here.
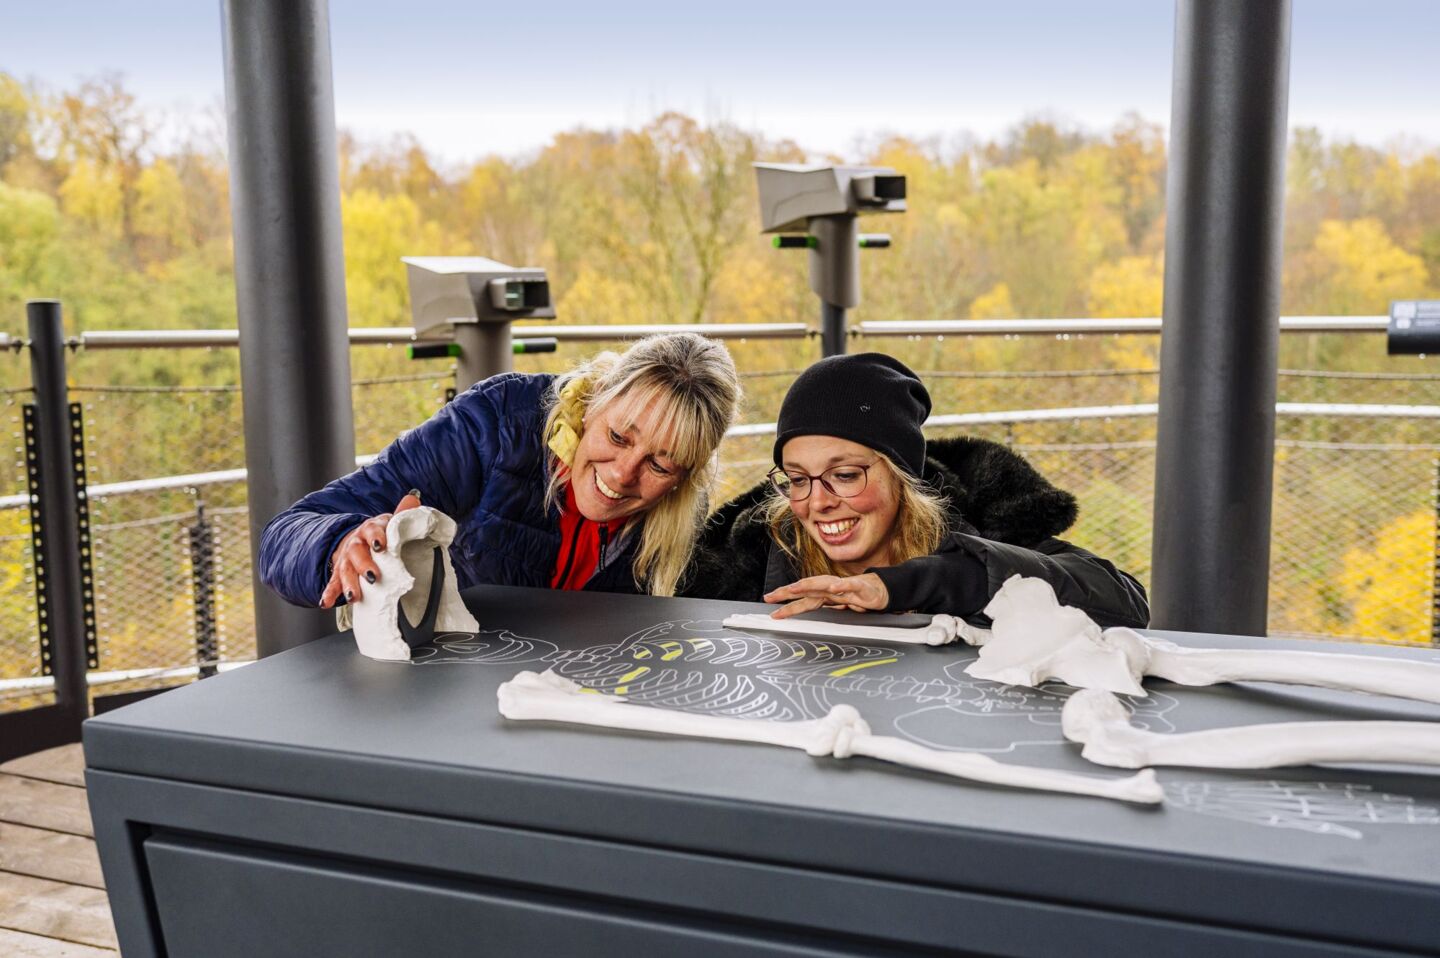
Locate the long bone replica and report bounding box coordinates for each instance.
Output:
[346,506,479,661]
[966,575,1440,706]
[722,611,975,647]
[498,670,1163,804]
[1063,688,1440,770]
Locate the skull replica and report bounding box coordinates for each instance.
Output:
[349,506,479,661]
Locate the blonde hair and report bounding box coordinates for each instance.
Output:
[763,452,949,579]
[544,333,741,596]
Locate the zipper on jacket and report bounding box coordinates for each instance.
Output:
[598,526,610,569]
[555,516,585,587]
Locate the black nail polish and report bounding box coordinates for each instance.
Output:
[407,488,421,500]
[365,570,376,584]
[372,539,383,552]
[345,590,354,602]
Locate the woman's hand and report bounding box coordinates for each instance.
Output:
[763,573,889,619]
[320,491,421,609]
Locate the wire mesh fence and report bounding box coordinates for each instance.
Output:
[0,382,45,711]
[3,333,1440,714]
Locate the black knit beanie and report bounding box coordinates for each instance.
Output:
[773,353,932,478]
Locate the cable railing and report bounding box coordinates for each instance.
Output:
[0,399,1420,504]
[3,397,1436,700]
[0,315,1392,352]
[3,313,1436,754]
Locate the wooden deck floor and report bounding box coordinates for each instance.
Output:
[0,744,117,955]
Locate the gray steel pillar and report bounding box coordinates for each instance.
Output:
[454,324,512,391]
[1151,0,1292,635]
[221,0,356,655]
[26,301,89,723]
[811,216,857,357]
[819,303,847,358]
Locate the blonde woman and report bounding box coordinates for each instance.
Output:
[687,354,1149,628]
[260,332,741,609]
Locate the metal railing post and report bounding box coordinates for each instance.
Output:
[189,501,219,677]
[1433,457,1440,646]
[25,301,90,728]
[1151,0,1292,635]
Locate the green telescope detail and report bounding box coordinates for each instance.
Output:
[513,337,558,354]
[409,338,558,360]
[773,234,892,250]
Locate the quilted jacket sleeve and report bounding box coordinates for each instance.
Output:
[257,375,520,607]
[872,534,1150,629]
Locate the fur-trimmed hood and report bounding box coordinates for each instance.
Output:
[684,435,1078,601]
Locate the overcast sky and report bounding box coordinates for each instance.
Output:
[3,1,1437,163]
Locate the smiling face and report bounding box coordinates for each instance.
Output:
[780,435,902,575]
[569,389,689,523]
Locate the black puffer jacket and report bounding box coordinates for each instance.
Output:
[684,436,1149,629]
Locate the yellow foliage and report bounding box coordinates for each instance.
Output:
[1338,510,1434,644]
[58,159,124,236]
[710,249,800,325]
[1303,218,1429,313]
[0,181,61,275]
[557,265,647,325]
[460,160,505,219]
[134,159,189,250]
[1086,254,1163,318]
[341,188,447,327]
[968,283,1016,319]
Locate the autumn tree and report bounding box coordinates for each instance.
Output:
[51,73,155,252]
[1286,217,1430,315]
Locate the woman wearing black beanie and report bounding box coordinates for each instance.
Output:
[685,353,1149,628]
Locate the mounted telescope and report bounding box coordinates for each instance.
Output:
[755,163,906,355]
[403,256,557,389]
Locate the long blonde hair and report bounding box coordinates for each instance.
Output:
[543,333,741,595]
[763,452,949,579]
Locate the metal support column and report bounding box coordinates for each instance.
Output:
[7,301,90,758]
[1432,458,1440,646]
[819,303,847,359]
[222,0,356,655]
[1151,0,1292,635]
[190,503,219,678]
[811,216,857,357]
[454,323,512,389]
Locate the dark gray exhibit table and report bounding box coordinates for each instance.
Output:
[85,585,1440,957]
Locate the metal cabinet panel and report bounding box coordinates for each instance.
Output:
[143,833,890,958]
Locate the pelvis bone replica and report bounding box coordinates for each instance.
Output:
[968,575,1440,708]
[349,507,478,661]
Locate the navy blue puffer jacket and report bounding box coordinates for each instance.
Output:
[258,372,642,607]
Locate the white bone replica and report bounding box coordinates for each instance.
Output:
[348,507,478,661]
[967,575,1440,707]
[1062,688,1440,770]
[722,612,976,647]
[499,670,1163,804]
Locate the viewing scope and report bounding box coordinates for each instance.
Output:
[403,256,557,387]
[403,256,555,337]
[754,163,906,356]
[1388,300,1440,355]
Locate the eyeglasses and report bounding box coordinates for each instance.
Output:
[767,463,874,501]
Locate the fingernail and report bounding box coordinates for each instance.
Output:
[372,539,383,552]
[365,570,376,584]
[345,590,354,602]
[407,488,421,500]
